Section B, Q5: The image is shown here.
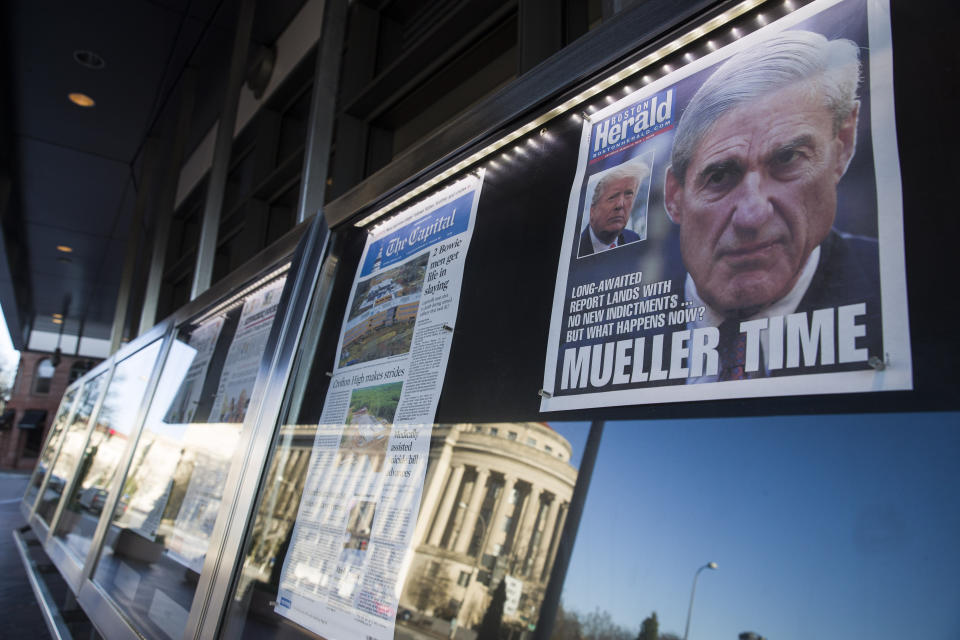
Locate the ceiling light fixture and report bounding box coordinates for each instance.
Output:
[68,93,95,107]
[56,245,73,253]
[52,318,63,325]
[73,50,105,70]
[52,313,63,319]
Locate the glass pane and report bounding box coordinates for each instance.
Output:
[53,341,162,563]
[551,413,960,640]
[91,275,287,640]
[222,421,589,640]
[24,386,78,508]
[36,372,107,525]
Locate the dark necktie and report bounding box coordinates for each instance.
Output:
[717,319,749,381]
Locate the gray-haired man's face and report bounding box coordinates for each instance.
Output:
[665,81,858,315]
[589,177,638,244]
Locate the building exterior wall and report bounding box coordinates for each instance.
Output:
[0,350,99,470]
[400,422,577,628]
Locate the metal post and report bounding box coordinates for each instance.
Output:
[109,137,161,354]
[534,420,605,640]
[295,0,350,223]
[139,67,197,333]
[683,562,717,640]
[191,0,257,299]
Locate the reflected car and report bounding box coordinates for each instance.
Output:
[46,475,66,495]
[78,487,108,514]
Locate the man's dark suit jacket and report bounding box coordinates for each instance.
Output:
[578,226,641,257]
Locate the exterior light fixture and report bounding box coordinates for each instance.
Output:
[56,245,73,253]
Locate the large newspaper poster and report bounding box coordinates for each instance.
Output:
[275,173,484,639]
[542,0,911,411]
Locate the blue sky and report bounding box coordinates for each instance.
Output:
[548,413,960,639]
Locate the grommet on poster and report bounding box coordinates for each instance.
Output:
[538,389,552,398]
[442,323,454,332]
[325,371,333,377]
[582,111,591,121]
[868,354,887,371]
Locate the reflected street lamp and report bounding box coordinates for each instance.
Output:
[682,561,717,640]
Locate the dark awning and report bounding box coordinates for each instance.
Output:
[0,409,14,430]
[18,409,48,430]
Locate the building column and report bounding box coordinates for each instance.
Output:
[414,440,453,546]
[427,464,464,547]
[483,474,516,557]
[516,484,542,559]
[533,493,561,580]
[454,467,489,554]
[540,501,568,582]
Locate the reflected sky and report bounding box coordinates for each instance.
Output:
[553,412,960,639]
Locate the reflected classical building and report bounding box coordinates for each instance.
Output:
[401,423,577,628]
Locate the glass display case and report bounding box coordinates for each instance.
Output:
[89,272,289,640]
[22,381,80,512]
[34,367,110,528]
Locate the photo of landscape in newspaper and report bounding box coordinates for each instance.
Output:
[338,254,429,368]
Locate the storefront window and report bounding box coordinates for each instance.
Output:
[220,421,589,639]
[549,413,960,640]
[90,275,287,640]
[36,372,107,525]
[23,386,78,509]
[52,340,162,563]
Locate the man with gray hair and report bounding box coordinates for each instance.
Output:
[579,160,650,257]
[662,29,880,380]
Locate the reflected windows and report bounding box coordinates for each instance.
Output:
[90,274,287,640]
[53,341,162,564]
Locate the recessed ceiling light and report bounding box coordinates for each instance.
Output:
[53,313,62,318]
[73,50,105,70]
[68,93,95,107]
[52,318,63,325]
[56,245,73,253]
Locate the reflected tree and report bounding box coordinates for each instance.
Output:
[637,612,658,640]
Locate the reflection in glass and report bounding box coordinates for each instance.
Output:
[223,422,584,640]
[53,341,162,563]
[23,386,78,509]
[36,373,107,525]
[551,414,960,640]
[90,275,286,640]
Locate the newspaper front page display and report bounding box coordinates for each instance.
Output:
[275,173,484,640]
[166,277,287,571]
[542,0,911,411]
[210,277,287,423]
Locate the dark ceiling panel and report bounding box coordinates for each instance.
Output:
[25,223,103,279]
[11,0,187,163]
[18,137,129,237]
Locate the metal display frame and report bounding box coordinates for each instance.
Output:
[19,376,84,519]
[18,215,325,639]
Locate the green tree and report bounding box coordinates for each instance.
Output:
[637,612,658,640]
[477,580,507,640]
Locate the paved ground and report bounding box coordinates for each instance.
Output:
[0,470,54,640]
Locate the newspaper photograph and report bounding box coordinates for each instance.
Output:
[542,0,911,411]
[275,172,484,640]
